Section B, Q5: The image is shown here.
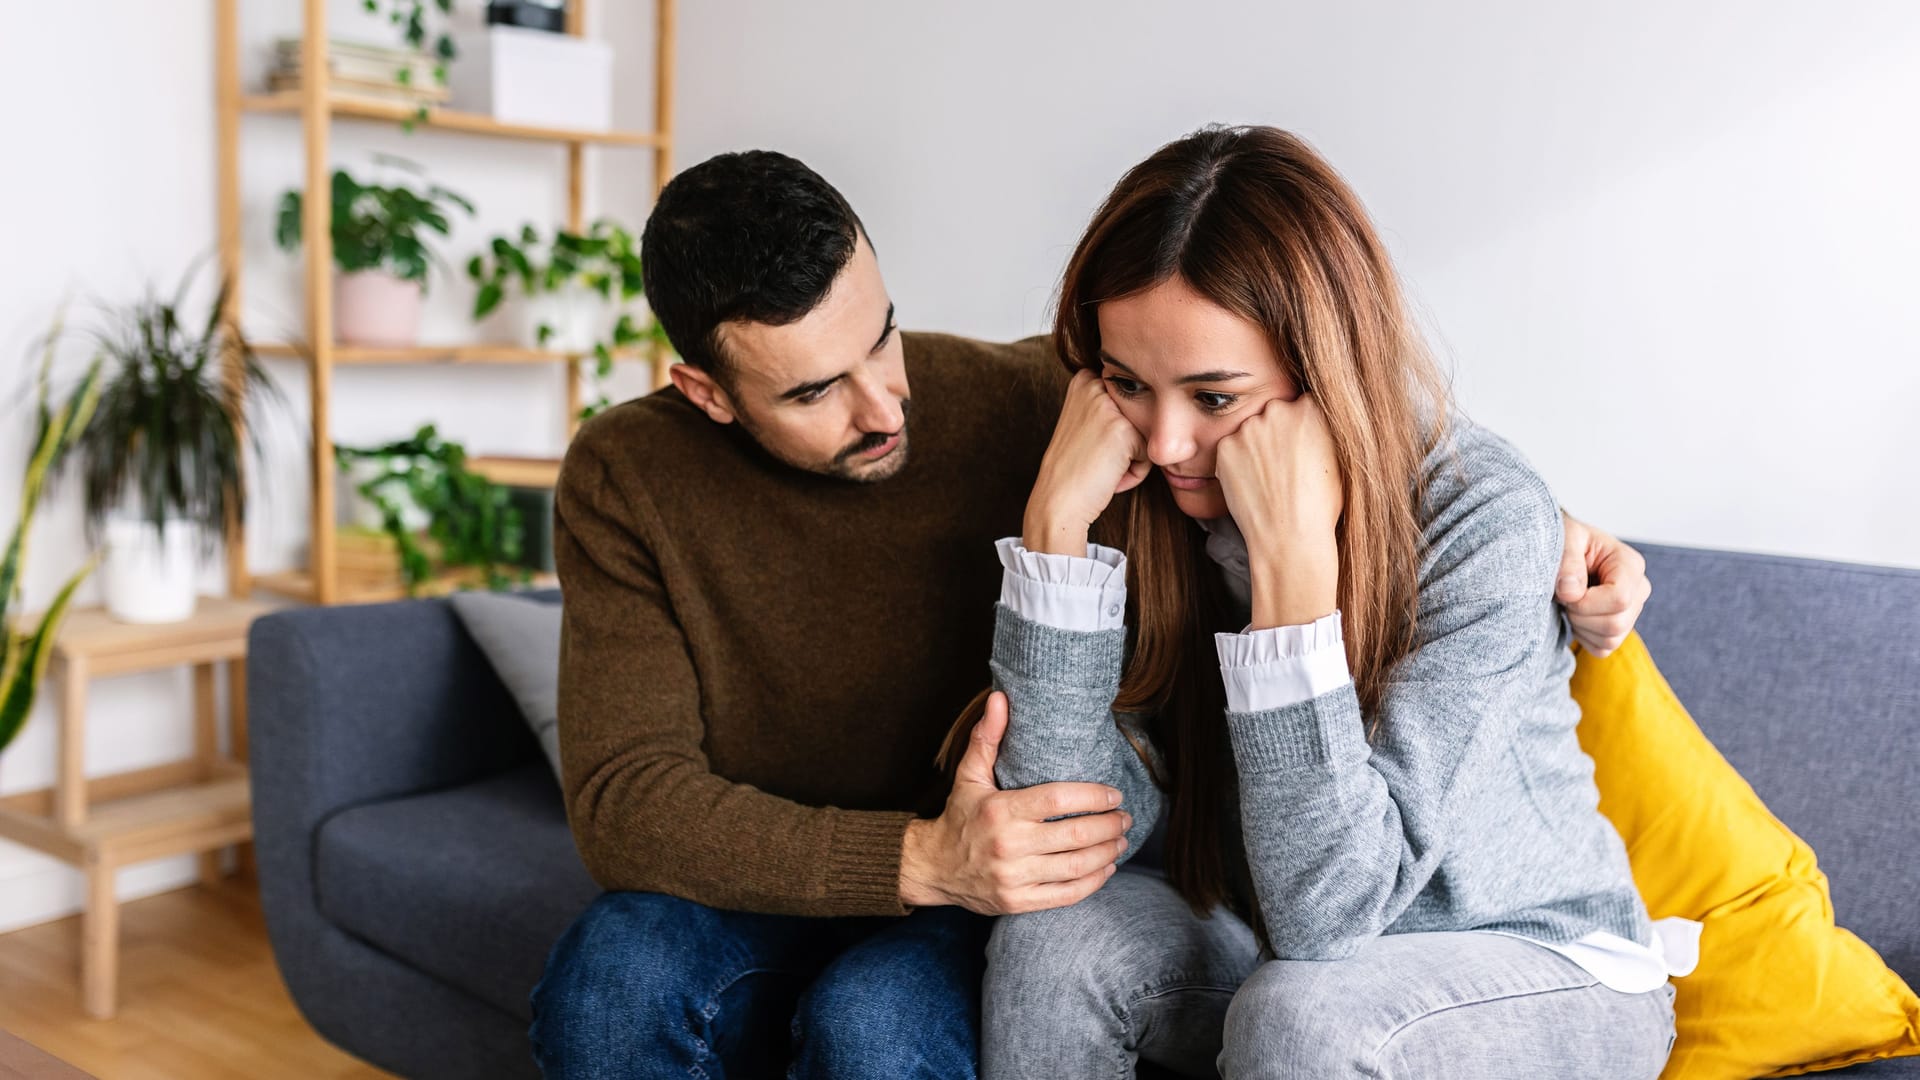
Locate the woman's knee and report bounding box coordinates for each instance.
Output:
[984,882,1148,1012]
[1218,961,1365,1079]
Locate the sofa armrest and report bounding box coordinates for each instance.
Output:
[248,596,536,814]
[248,596,539,959]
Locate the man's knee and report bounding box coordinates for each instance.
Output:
[791,912,984,1078]
[531,892,722,1036]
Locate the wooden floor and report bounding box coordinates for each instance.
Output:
[0,875,394,1080]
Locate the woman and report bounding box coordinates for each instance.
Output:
[964,126,1692,1077]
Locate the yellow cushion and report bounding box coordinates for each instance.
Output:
[1571,632,1920,1078]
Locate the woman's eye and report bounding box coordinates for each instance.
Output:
[1106,376,1143,396]
[1196,392,1238,413]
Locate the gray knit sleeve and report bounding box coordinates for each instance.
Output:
[988,604,1162,860]
[1225,432,1575,960]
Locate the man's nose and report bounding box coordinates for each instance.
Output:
[851,370,903,433]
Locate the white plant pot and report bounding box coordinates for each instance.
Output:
[339,456,432,532]
[523,283,608,353]
[335,270,424,348]
[101,518,199,624]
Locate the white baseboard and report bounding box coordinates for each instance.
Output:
[0,854,201,935]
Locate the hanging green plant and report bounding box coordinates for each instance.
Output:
[334,425,529,594]
[365,0,457,88]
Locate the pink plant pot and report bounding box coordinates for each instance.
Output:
[335,270,424,348]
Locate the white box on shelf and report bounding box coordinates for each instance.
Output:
[449,25,612,131]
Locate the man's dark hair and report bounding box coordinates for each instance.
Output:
[641,150,868,381]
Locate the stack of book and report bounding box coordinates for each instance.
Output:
[269,37,451,109]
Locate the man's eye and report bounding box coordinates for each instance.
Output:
[798,386,830,404]
[1196,392,1237,412]
[1107,376,1143,396]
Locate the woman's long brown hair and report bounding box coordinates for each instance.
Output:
[938,125,1452,926]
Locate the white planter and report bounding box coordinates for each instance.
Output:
[339,456,431,532]
[101,518,199,624]
[335,270,423,348]
[523,283,608,353]
[449,25,613,131]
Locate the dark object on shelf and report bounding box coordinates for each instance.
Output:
[505,485,556,572]
[487,0,566,33]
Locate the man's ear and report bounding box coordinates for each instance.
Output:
[669,363,739,425]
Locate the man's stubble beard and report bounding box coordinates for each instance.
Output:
[736,398,912,483]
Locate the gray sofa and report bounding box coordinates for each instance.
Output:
[248,543,1920,1078]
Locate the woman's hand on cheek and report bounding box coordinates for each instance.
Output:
[1216,394,1344,629]
[1023,370,1149,557]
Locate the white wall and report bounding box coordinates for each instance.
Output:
[1,1,1913,930]
[671,0,1920,569]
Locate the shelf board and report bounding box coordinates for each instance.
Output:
[467,455,563,488]
[253,567,557,606]
[72,776,252,851]
[50,597,287,665]
[252,341,651,366]
[240,91,665,148]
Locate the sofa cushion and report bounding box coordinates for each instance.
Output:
[448,590,565,783]
[314,762,601,1020]
[1573,632,1919,1077]
[1631,544,1920,989]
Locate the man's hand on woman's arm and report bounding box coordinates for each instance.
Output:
[1556,510,1652,657]
[899,692,1129,915]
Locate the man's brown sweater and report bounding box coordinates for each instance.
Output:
[554,332,1068,917]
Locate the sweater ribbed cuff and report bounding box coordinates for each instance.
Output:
[1225,682,1369,773]
[991,603,1126,692]
[825,809,917,916]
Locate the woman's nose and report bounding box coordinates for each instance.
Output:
[1146,410,1196,468]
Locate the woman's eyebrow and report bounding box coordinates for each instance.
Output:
[1098,353,1250,385]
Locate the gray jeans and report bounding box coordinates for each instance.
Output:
[982,867,1676,1079]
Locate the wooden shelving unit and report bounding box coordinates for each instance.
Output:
[216,0,676,605]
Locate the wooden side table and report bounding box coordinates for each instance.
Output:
[0,596,281,1018]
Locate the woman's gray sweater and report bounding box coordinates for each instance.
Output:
[988,420,1653,961]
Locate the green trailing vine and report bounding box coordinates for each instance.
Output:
[334,425,529,594]
[466,219,672,420]
[366,0,456,86]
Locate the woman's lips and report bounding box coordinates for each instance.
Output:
[1164,471,1213,491]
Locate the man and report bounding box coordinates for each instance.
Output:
[529,150,1651,1078]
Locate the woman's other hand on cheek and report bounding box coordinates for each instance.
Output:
[1217,394,1343,629]
[1023,369,1149,557]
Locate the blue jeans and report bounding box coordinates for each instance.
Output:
[529,891,988,1079]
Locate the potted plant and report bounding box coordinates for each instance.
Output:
[59,267,286,624]
[467,218,669,419]
[2,324,102,759]
[467,218,645,353]
[276,157,475,347]
[334,424,530,594]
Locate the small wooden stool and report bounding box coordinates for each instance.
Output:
[0,596,279,1018]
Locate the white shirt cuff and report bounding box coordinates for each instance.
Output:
[1214,609,1352,712]
[995,537,1128,632]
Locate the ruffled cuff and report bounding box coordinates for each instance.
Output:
[1214,609,1353,713]
[995,537,1128,632]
